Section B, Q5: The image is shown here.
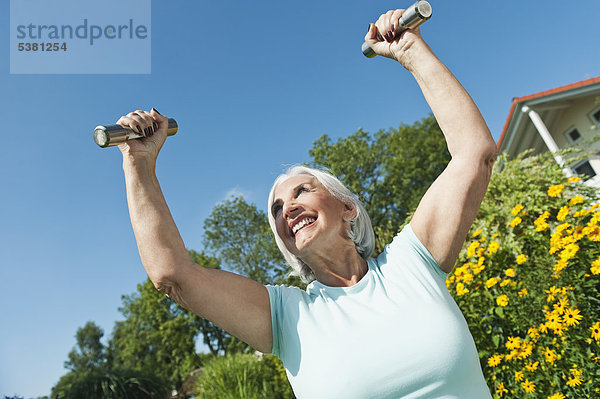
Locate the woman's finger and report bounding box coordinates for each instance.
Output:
[390,9,404,39]
[132,110,156,136]
[365,23,384,43]
[150,108,168,132]
[375,11,395,42]
[384,10,395,42]
[117,115,145,136]
[127,113,149,135]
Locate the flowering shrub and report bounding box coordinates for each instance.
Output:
[446,149,600,398]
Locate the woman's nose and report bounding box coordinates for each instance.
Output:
[283,202,301,220]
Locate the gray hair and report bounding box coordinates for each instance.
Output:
[267,165,375,284]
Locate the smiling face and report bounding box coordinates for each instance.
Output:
[271,174,356,258]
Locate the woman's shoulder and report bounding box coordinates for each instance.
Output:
[265,283,310,304]
[374,222,449,282]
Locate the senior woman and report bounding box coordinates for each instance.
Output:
[116,8,497,398]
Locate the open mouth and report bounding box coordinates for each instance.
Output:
[292,217,317,235]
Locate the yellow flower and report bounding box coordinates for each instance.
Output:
[472,229,481,238]
[527,326,539,340]
[505,268,516,277]
[546,285,560,302]
[488,354,502,367]
[562,308,583,326]
[463,273,474,283]
[548,184,565,197]
[591,322,600,341]
[553,301,566,315]
[495,382,508,397]
[566,375,583,387]
[467,241,480,257]
[514,370,524,382]
[521,378,535,393]
[485,277,499,288]
[505,336,521,350]
[456,282,469,296]
[487,241,500,255]
[500,279,511,287]
[504,349,519,361]
[570,365,582,376]
[545,311,562,330]
[473,264,485,274]
[587,225,600,241]
[525,361,539,372]
[511,204,524,216]
[543,347,557,364]
[553,259,568,275]
[556,206,570,221]
[558,296,569,308]
[567,176,581,183]
[497,294,509,307]
[477,256,485,267]
[518,288,528,297]
[548,393,566,399]
[569,196,583,206]
[509,216,522,227]
[518,341,533,359]
[591,257,600,275]
[534,211,551,231]
[516,254,527,264]
[559,243,579,260]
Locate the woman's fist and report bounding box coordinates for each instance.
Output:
[116,108,168,161]
[364,9,426,68]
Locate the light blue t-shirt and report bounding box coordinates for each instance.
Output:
[266,222,492,398]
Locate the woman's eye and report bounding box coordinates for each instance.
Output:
[298,186,309,195]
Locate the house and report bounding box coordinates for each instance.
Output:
[497,76,600,188]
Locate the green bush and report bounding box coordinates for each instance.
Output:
[194,352,294,398]
[445,149,600,398]
[50,368,169,399]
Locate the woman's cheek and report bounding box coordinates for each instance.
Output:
[276,220,288,240]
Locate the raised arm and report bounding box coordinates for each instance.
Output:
[366,10,497,273]
[117,109,273,353]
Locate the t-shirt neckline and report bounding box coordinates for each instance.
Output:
[306,258,375,295]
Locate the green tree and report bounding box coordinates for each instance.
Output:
[203,195,299,286]
[64,321,106,372]
[309,114,451,252]
[106,277,203,391]
[52,322,170,399]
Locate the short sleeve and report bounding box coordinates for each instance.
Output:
[402,222,450,282]
[265,284,282,357]
[376,222,449,290]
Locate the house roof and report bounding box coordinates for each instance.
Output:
[497,75,600,150]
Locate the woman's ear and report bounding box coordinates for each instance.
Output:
[343,203,357,220]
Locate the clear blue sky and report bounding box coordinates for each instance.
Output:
[1,1,599,397]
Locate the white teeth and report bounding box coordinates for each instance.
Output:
[292,217,316,234]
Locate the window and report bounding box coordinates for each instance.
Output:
[573,160,596,180]
[589,105,600,125]
[593,109,600,124]
[565,127,582,144]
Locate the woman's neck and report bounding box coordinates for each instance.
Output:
[303,242,368,287]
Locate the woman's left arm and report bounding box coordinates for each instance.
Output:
[366,10,498,274]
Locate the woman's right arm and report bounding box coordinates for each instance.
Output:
[118,109,273,354]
